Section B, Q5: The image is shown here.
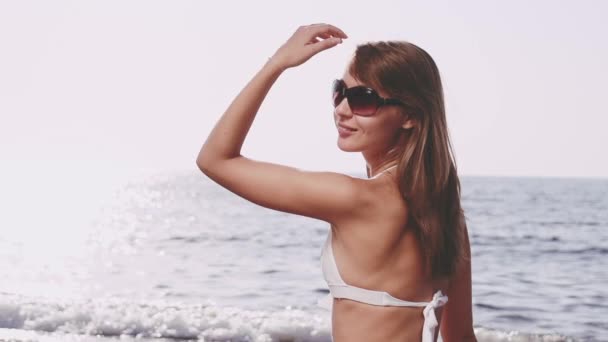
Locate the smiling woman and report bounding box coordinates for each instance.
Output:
[196,23,476,342]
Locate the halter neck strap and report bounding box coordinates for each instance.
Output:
[370,165,398,179]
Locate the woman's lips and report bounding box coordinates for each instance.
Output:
[337,125,357,137]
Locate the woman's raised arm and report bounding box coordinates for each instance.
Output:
[195,24,358,223]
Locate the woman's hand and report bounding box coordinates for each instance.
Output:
[269,23,348,70]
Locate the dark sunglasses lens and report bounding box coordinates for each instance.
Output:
[332,80,344,107]
[348,88,378,116]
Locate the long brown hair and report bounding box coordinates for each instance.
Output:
[350,41,468,280]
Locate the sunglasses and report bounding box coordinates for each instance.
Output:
[332,79,405,116]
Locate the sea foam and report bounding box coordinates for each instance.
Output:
[0,293,580,341]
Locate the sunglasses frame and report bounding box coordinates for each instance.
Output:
[332,79,404,116]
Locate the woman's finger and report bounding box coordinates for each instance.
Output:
[308,36,322,45]
[312,23,348,39]
[307,23,347,36]
[307,32,332,45]
[306,36,342,55]
[301,23,348,40]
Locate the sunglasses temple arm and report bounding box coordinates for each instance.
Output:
[384,99,404,106]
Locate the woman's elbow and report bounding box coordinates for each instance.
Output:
[196,141,219,172]
[195,149,213,175]
[196,158,207,173]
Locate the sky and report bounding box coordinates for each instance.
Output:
[1,0,607,189]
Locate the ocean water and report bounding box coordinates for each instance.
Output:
[0,170,606,342]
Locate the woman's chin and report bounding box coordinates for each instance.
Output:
[337,140,360,152]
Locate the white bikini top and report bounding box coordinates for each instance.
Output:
[317,166,448,342]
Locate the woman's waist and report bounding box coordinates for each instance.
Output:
[331,299,426,342]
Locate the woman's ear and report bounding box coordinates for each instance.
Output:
[401,114,416,130]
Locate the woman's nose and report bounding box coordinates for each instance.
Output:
[334,97,353,118]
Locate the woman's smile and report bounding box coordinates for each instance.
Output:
[337,123,357,137]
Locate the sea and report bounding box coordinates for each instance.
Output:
[0,169,606,342]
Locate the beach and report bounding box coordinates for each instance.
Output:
[0,171,605,341]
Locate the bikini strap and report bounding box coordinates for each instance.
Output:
[370,165,398,179]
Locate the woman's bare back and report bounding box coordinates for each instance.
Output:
[327,171,449,341]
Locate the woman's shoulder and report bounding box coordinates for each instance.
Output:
[335,175,410,234]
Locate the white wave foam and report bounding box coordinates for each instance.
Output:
[0,294,331,341]
[473,327,578,342]
[0,294,580,341]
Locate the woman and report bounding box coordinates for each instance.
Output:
[196,23,476,342]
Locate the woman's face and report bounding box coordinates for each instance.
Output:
[333,71,409,154]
